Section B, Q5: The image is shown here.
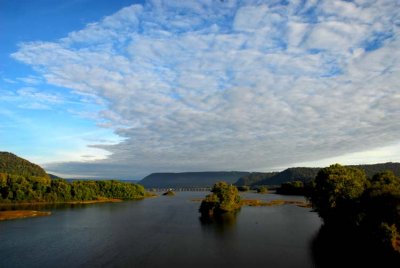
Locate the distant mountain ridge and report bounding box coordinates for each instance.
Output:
[0,152,49,178]
[349,162,400,178]
[140,171,250,188]
[140,163,400,188]
[234,162,400,186]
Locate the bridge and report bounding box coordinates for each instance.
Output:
[148,187,211,192]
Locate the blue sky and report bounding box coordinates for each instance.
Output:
[1,0,399,179]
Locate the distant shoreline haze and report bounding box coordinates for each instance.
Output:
[2,152,400,189]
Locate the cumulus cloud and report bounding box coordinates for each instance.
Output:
[12,0,400,178]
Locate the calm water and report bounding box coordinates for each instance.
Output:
[0,192,321,268]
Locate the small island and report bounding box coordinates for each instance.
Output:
[276,181,305,195]
[162,190,175,196]
[256,186,268,194]
[199,182,241,216]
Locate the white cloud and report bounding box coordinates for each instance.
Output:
[10,0,400,178]
[292,142,400,168]
[0,87,64,110]
[3,78,17,84]
[17,75,43,85]
[304,20,368,52]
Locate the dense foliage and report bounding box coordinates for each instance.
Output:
[199,182,241,216]
[276,181,305,195]
[308,164,368,224]
[0,173,146,202]
[0,152,49,179]
[308,164,400,254]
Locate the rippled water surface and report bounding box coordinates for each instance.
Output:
[0,192,321,268]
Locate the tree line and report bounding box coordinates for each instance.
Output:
[0,173,146,202]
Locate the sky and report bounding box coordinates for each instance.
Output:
[1,0,399,179]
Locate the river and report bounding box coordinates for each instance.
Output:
[0,192,321,267]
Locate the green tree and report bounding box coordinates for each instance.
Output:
[308,164,368,224]
[363,171,400,223]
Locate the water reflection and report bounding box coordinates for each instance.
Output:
[310,224,400,267]
[1,193,321,267]
[199,211,238,234]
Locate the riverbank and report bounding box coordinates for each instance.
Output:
[241,199,311,208]
[0,210,51,221]
[0,198,124,221]
[0,198,123,208]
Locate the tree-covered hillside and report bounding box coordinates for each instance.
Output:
[234,172,278,186]
[258,167,321,186]
[234,168,320,186]
[0,152,49,178]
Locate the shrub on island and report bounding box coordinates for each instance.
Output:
[256,186,268,194]
[276,181,305,195]
[237,185,250,192]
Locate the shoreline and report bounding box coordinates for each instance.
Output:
[0,210,51,221]
[192,198,311,208]
[0,198,123,207]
